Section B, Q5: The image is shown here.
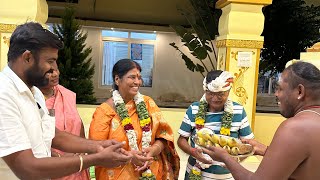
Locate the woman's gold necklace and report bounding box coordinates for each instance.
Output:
[44,89,54,100]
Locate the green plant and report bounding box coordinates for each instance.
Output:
[53,7,96,104]
[170,0,221,77]
[260,0,320,75]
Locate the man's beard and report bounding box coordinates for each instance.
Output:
[25,63,50,88]
[279,100,295,118]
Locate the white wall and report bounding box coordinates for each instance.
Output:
[82,26,214,104]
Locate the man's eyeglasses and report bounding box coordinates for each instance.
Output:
[205,90,229,98]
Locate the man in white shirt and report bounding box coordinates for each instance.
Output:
[0,22,132,179]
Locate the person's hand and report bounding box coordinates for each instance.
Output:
[241,139,267,156]
[135,146,160,172]
[95,139,122,153]
[130,150,153,171]
[61,152,77,157]
[97,142,132,168]
[100,139,122,148]
[201,145,229,163]
[51,151,78,157]
[190,147,213,164]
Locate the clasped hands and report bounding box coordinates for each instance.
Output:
[94,140,133,168]
[130,146,157,172]
[94,140,160,170]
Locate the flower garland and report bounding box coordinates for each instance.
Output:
[113,90,155,180]
[195,94,234,134]
[190,94,234,179]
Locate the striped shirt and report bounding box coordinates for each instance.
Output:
[178,101,254,179]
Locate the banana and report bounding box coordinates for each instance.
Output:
[198,137,206,146]
[196,130,203,139]
[231,147,240,156]
[194,136,200,145]
[210,134,220,144]
[197,128,213,141]
[214,143,221,148]
[203,133,212,141]
[206,140,214,147]
[223,145,231,154]
[227,137,239,148]
[219,136,228,147]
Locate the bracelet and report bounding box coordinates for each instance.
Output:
[78,155,83,172]
[57,153,61,157]
[153,143,162,154]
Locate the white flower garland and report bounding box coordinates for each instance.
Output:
[191,94,234,179]
[112,90,152,150]
[112,90,154,179]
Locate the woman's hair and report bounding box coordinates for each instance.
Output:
[206,70,223,83]
[112,59,141,90]
[8,22,63,62]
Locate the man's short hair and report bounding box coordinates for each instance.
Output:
[7,22,63,62]
[285,61,320,94]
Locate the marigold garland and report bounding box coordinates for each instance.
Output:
[113,90,155,180]
[189,94,234,179]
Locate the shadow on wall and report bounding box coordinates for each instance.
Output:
[158,92,188,102]
[156,92,194,108]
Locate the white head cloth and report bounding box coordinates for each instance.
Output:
[203,71,233,92]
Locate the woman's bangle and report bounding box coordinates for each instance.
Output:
[78,155,83,172]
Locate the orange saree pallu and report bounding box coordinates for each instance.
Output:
[89,96,180,180]
[46,85,90,180]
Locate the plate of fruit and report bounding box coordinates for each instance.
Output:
[192,128,254,158]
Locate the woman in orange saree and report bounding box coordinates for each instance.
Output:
[89,59,180,180]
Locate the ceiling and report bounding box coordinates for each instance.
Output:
[47,0,320,27]
[47,0,193,27]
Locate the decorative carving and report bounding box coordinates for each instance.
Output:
[218,54,225,70]
[0,24,17,33]
[231,51,238,60]
[232,67,249,105]
[111,119,120,130]
[3,36,10,47]
[216,39,264,49]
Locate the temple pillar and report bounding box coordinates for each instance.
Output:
[0,0,48,70]
[215,0,272,130]
[0,0,48,178]
[286,42,320,69]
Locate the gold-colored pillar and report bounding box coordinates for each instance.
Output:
[0,0,48,70]
[0,0,48,178]
[286,43,320,69]
[215,0,272,131]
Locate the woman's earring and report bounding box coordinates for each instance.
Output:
[297,96,301,100]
